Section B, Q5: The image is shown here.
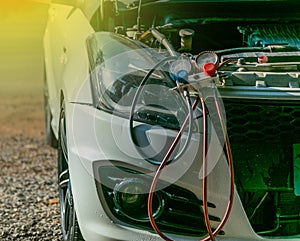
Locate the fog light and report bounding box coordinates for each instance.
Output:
[113,178,163,222]
[95,163,209,236]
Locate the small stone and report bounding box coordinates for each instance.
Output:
[48,199,59,205]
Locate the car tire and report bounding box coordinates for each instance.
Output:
[44,80,58,148]
[58,103,84,241]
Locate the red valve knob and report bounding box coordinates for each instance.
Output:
[203,62,216,77]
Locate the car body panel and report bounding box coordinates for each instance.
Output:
[44,0,300,240]
[44,3,94,136]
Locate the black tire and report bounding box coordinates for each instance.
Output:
[58,103,84,241]
[44,81,58,148]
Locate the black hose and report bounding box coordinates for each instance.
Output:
[173,89,194,160]
[129,56,195,165]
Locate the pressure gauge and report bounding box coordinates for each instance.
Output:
[195,51,219,70]
[169,57,192,81]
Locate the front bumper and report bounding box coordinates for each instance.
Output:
[66,101,300,241]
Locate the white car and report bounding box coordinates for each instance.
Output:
[44,0,300,240]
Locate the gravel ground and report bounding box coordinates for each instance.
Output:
[0,96,62,240]
[0,2,62,240]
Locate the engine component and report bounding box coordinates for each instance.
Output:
[257,55,268,64]
[218,52,300,87]
[239,24,300,48]
[179,28,195,52]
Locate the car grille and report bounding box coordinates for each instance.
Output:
[223,99,300,144]
[224,98,300,237]
[154,184,221,236]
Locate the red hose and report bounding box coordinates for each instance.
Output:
[147,92,235,241]
[147,98,199,241]
[200,97,215,241]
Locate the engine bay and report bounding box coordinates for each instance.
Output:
[90,0,300,237]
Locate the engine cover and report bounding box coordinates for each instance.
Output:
[240,24,300,48]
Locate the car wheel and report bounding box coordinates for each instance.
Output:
[44,80,58,148]
[58,104,84,241]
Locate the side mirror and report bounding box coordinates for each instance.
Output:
[51,0,84,7]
